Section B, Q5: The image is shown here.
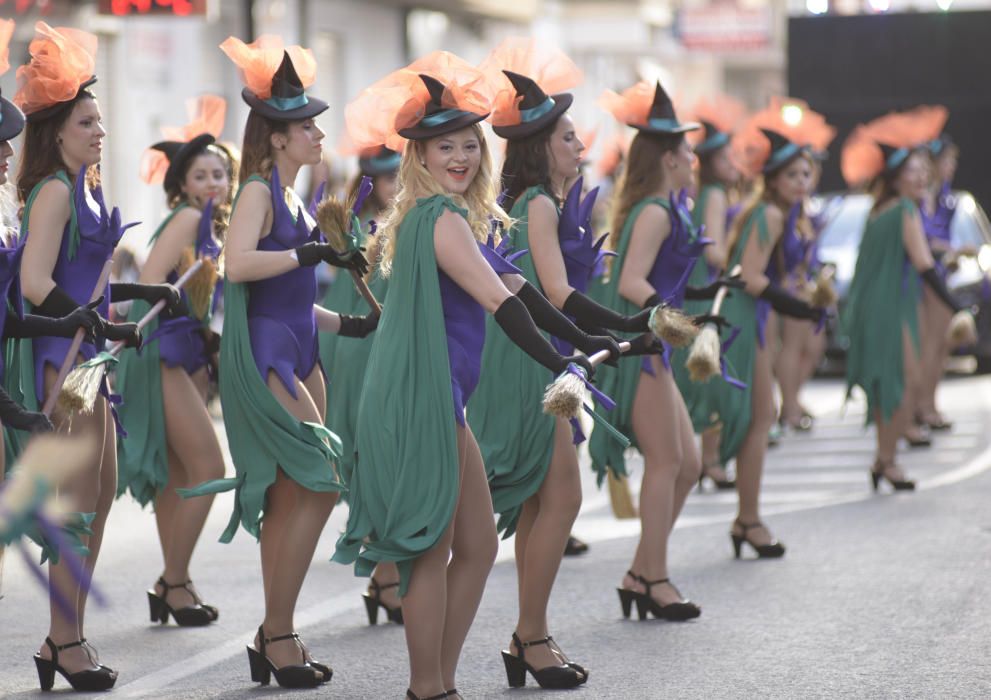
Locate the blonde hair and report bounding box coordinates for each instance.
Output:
[377,123,509,276]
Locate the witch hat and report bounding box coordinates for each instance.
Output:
[631,81,699,135]
[241,51,328,122]
[760,127,806,174]
[492,70,573,140]
[397,74,489,141]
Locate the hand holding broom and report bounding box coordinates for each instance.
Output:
[543,341,632,420]
[685,265,741,383]
[58,260,204,416]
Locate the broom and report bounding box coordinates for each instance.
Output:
[809,265,837,309]
[949,309,978,349]
[543,341,631,419]
[315,195,382,316]
[58,260,203,415]
[607,471,638,519]
[685,265,741,383]
[42,261,114,418]
[648,304,699,348]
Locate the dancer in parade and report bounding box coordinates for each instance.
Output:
[841,106,969,491]
[589,80,709,619]
[116,95,234,627]
[316,145,404,625]
[332,52,613,700]
[677,94,746,489]
[469,38,647,688]
[9,22,183,691]
[177,36,378,688]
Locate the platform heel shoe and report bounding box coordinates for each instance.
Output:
[245,626,326,688]
[501,632,586,689]
[617,569,646,619]
[147,578,215,626]
[362,576,404,625]
[731,520,786,559]
[871,460,916,492]
[698,461,736,491]
[405,691,449,699]
[635,575,701,621]
[34,638,118,691]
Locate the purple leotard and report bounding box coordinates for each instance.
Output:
[29,169,131,401]
[438,239,522,426]
[0,239,25,383]
[246,168,322,398]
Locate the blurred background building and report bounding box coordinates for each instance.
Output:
[0,0,987,252]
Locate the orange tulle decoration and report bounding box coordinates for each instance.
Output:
[579,126,598,153]
[140,95,227,185]
[686,94,748,148]
[595,132,629,179]
[730,98,835,179]
[598,81,656,128]
[0,18,14,76]
[13,22,97,116]
[220,35,316,100]
[478,37,583,127]
[840,105,948,187]
[345,51,496,152]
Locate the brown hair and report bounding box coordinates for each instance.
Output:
[238,110,288,184]
[16,90,98,204]
[346,172,390,220]
[608,130,683,252]
[500,121,556,212]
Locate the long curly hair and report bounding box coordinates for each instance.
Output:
[377,123,509,276]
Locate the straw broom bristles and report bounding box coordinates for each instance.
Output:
[177,248,218,321]
[543,342,631,419]
[315,196,383,315]
[949,309,978,349]
[649,305,699,348]
[685,325,721,382]
[809,266,838,309]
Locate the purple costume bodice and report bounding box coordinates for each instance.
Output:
[923,183,954,245]
[245,169,322,399]
[0,239,25,383]
[439,238,522,426]
[29,169,132,400]
[153,203,222,375]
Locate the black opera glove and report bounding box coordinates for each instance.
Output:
[494,295,593,378]
[516,283,621,363]
[102,321,142,349]
[561,289,652,333]
[294,242,370,276]
[4,299,102,340]
[111,282,183,315]
[685,275,746,300]
[0,384,53,433]
[758,283,821,321]
[337,313,379,338]
[920,267,964,313]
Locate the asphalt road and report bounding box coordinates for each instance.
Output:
[2,377,990,698]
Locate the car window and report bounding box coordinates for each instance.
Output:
[950,192,991,247]
[818,195,870,249]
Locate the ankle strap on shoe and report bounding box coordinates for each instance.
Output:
[733,520,764,532]
[369,576,400,594]
[512,632,553,652]
[265,631,301,644]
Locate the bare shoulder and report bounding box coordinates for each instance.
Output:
[528,193,559,218]
[435,207,472,237]
[636,201,668,228]
[706,186,728,208]
[159,206,200,246]
[763,202,785,229]
[32,177,71,210]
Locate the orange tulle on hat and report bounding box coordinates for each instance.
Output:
[595,132,629,179]
[730,98,834,178]
[0,18,14,76]
[140,95,227,185]
[840,105,947,187]
[598,81,656,128]
[478,37,582,128]
[687,94,748,150]
[14,22,97,117]
[220,35,316,99]
[345,51,495,152]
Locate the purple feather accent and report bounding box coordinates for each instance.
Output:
[35,514,106,607]
[352,176,375,219]
[195,199,221,260]
[559,178,606,293]
[497,188,509,209]
[718,326,747,389]
[367,219,378,236]
[17,542,77,620]
[569,417,586,445]
[308,181,326,218]
[564,363,616,411]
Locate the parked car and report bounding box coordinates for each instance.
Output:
[813,190,991,373]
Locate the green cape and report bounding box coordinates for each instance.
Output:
[843,197,921,424]
[333,195,463,595]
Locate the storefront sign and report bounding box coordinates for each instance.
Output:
[675,1,773,51]
[97,0,208,15]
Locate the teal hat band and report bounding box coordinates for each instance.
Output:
[519,96,556,123]
[884,147,910,172]
[764,142,803,173]
[696,131,729,154]
[369,152,401,172]
[646,117,682,132]
[419,108,475,128]
[265,93,310,112]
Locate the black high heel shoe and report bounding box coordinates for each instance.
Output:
[731,520,786,559]
[147,578,215,626]
[34,637,118,691]
[617,569,641,619]
[501,632,585,689]
[871,460,916,492]
[631,575,701,621]
[405,690,448,700]
[698,461,736,491]
[246,625,325,688]
[363,576,403,625]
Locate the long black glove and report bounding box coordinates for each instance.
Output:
[920,267,963,313]
[110,282,183,315]
[494,296,594,377]
[562,289,651,333]
[337,313,379,338]
[758,283,821,321]
[102,321,142,349]
[581,323,664,359]
[34,284,81,318]
[4,299,102,339]
[0,384,53,433]
[685,275,746,300]
[517,283,621,362]
[295,242,370,276]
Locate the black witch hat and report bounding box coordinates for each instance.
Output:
[876,141,910,173]
[26,75,97,124]
[760,128,806,174]
[694,119,730,156]
[359,146,401,177]
[492,70,573,140]
[0,86,25,141]
[241,52,328,122]
[631,81,699,135]
[151,133,218,193]
[397,75,489,141]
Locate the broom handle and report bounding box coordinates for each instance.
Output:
[709,264,742,319]
[587,341,631,368]
[106,260,204,358]
[349,269,382,316]
[42,260,114,417]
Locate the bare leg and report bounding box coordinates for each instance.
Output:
[876,328,922,480]
[776,316,806,425]
[513,498,538,605]
[917,288,953,422]
[153,448,181,558]
[509,419,582,671]
[155,365,225,609]
[368,562,402,611]
[732,342,778,545]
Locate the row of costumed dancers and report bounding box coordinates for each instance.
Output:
[0,20,973,699]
